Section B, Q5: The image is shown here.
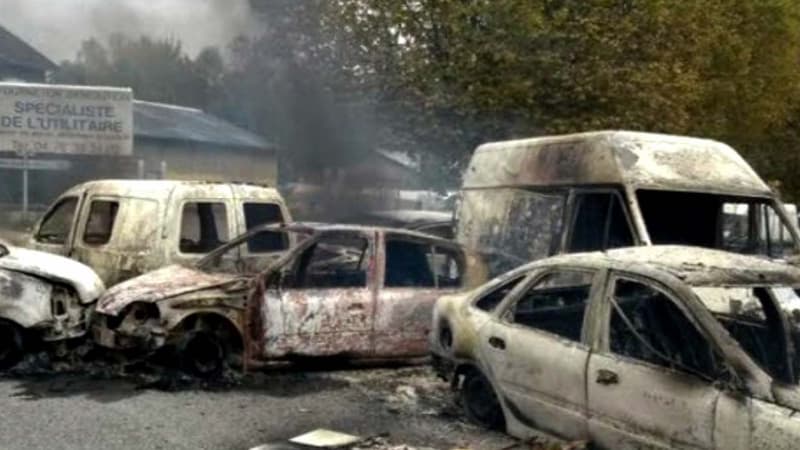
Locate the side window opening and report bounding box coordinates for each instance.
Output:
[474,275,525,312]
[569,192,634,252]
[637,190,719,247]
[432,246,464,288]
[243,203,288,253]
[385,238,436,287]
[293,234,369,288]
[36,197,78,244]
[706,287,796,384]
[508,270,594,342]
[180,202,228,254]
[609,279,719,380]
[83,200,119,245]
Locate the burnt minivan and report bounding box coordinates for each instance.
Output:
[28,180,292,286]
[457,131,800,275]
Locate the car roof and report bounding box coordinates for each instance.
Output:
[516,245,800,286]
[60,179,282,200]
[281,222,459,247]
[463,130,771,197]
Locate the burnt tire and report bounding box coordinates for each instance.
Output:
[177,330,226,378]
[0,319,23,371]
[460,370,505,430]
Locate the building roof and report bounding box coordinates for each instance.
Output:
[464,130,771,197]
[0,25,56,72]
[374,149,420,171]
[133,100,273,150]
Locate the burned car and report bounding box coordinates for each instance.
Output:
[93,224,485,376]
[0,241,104,369]
[431,246,800,449]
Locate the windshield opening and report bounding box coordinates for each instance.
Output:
[693,286,799,384]
[637,190,798,258]
[196,228,296,275]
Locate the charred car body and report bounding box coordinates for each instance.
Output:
[0,241,104,368]
[432,245,800,449]
[93,224,485,375]
[457,131,800,275]
[29,180,292,286]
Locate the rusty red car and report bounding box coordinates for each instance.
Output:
[92,224,486,376]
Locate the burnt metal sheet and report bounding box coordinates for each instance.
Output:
[464,131,771,196]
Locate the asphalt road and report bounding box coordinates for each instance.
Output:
[0,365,519,450]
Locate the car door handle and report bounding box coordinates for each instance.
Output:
[596,369,619,385]
[488,336,506,350]
[348,303,366,312]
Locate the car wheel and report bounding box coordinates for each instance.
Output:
[460,370,505,430]
[0,319,24,371]
[178,330,225,378]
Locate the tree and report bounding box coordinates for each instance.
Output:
[53,34,224,109]
[329,0,800,192]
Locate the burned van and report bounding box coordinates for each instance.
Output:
[28,180,292,286]
[457,131,800,275]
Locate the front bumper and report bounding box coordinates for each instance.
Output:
[431,351,456,383]
[91,314,166,351]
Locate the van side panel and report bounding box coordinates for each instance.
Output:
[457,188,566,276]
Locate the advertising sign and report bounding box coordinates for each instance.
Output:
[0,82,133,156]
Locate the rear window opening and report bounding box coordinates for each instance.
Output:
[636,190,797,258]
[180,202,228,253]
[83,200,119,245]
[243,203,288,253]
[384,237,464,288]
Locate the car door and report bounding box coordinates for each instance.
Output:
[587,274,723,449]
[373,234,465,357]
[69,195,161,285]
[262,230,376,358]
[479,268,601,441]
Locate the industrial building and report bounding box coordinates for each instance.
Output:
[0,24,277,209]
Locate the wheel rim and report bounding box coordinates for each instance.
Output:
[185,334,223,375]
[465,375,500,425]
[0,324,18,363]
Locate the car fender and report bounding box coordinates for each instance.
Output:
[0,269,53,328]
[0,246,104,303]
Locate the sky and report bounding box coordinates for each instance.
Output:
[1,0,260,62]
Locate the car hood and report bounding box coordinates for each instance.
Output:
[96,265,244,316]
[0,245,104,303]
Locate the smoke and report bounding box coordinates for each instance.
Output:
[0,0,259,62]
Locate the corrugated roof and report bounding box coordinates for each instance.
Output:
[375,148,419,170]
[0,25,56,72]
[133,100,273,150]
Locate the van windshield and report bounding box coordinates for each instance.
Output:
[637,190,798,258]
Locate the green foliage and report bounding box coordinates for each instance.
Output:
[53,34,223,109]
[330,0,800,192]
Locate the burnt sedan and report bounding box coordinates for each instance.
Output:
[431,245,800,450]
[93,224,485,376]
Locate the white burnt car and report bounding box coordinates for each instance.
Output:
[93,224,486,376]
[432,246,800,449]
[0,241,104,369]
